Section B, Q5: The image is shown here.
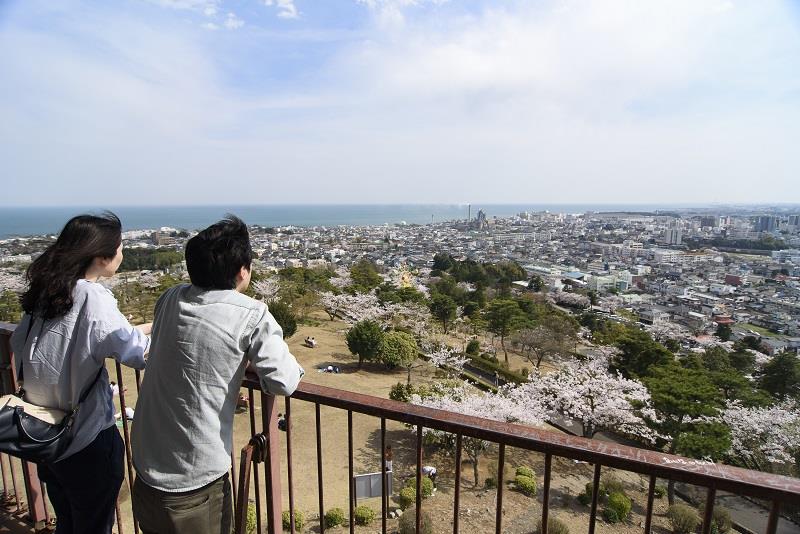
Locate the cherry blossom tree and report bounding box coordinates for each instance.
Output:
[721,400,800,474]
[426,346,468,378]
[517,350,660,442]
[551,291,591,309]
[411,382,547,486]
[251,277,281,302]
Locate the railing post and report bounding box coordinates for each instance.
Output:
[1,327,47,528]
[21,461,46,530]
[260,392,283,534]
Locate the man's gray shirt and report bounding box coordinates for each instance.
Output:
[131,284,304,492]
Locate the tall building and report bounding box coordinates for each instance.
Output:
[754,215,778,232]
[663,227,682,245]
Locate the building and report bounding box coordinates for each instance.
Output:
[755,215,778,232]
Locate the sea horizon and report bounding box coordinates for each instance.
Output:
[0,203,796,239]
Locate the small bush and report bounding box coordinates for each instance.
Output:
[353,505,375,526]
[667,503,701,534]
[398,487,416,510]
[398,506,433,534]
[601,475,626,496]
[577,491,592,506]
[488,460,512,484]
[246,503,257,534]
[405,476,434,498]
[654,485,666,499]
[514,475,537,497]
[281,510,304,531]
[602,492,631,523]
[390,382,414,402]
[515,466,535,478]
[484,477,496,489]
[698,504,732,534]
[324,507,346,529]
[536,517,570,534]
[466,339,481,355]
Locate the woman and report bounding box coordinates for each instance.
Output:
[10,212,151,534]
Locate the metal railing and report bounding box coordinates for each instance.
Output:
[2,321,800,534]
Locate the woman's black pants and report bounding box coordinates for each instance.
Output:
[37,425,125,534]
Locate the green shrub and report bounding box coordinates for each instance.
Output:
[514,475,537,497]
[281,509,304,531]
[601,476,625,496]
[398,506,433,534]
[667,504,701,534]
[602,492,631,523]
[398,487,416,510]
[536,517,570,534]
[405,476,434,498]
[698,504,732,534]
[246,503,257,534]
[324,507,346,529]
[484,477,496,489]
[515,466,535,478]
[654,485,666,499]
[353,505,375,526]
[577,491,592,506]
[389,382,414,402]
[268,300,297,339]
[466,339,481,355]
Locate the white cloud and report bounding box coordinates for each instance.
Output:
[202,22,218,30]
[224,12,244,29]
[1,1,799,205]
[264,0,299,20]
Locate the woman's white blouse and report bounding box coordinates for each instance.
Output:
[10,279,149,461]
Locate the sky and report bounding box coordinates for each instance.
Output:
[1,0,799,206]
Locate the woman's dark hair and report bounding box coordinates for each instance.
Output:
[21,212,122,319]
[185,215,253,290]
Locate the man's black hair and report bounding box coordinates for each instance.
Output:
[185,215,253,290]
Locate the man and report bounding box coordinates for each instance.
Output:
[131,216,304,534]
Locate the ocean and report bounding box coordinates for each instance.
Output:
[0,203,692,239]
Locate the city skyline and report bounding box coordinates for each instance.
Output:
[1,0,800,206]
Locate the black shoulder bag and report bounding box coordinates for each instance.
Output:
[0,317,103,463]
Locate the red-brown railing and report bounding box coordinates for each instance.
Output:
[2,321,800,534]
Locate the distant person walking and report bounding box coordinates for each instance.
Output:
[131,216,303,534]
[10,212,151,534]
[384,445,393,472]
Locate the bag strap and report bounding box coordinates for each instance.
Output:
[17,316,36,384]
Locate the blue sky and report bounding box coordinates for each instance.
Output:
[1,0,799,206]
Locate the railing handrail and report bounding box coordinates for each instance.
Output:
[243,377,800,505]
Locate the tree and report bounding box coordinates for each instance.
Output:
[427,346,468,378]
[411,382,546,486]
[350,259,383,293]
[527,275,545,292]
[484,299,526,364]
[380,331,419,384]
[267,300,297,339]
[758,352,800,400]
[513,314,579,369]
[521,351,659,441]
[721,400,800,474]
[346,320,384,368]
[609,326,673,378]
[0,290,22,323]
[432,253,454,271]
[429,294,457,333]
[643,364,729,503]
[715,323,732,342]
